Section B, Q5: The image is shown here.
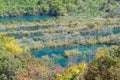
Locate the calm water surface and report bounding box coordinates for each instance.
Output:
[32,44,110,67]
[0,15,52,22]
[0,15,115,67]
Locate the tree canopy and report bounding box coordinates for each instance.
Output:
[0,0,120,17]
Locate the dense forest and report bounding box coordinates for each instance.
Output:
[0,0,120,17]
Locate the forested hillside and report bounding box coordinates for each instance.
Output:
[0,0,120,17]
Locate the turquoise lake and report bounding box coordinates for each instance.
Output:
[32,44,110,67]
[0,15,118,67]
[0,15,52,22]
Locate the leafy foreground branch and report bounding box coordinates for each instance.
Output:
[0,35,120,80]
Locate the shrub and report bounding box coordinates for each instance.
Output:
[56,63,87,80]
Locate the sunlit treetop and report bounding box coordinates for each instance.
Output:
[0,35,23,54]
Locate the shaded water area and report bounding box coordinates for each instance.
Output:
[4,26,120,41]
[0,26,51,32]
[7,33,44,39]
[0,15,52,32]
[32,44,110,67]
[0,15,52,23]
[81,28,120,37]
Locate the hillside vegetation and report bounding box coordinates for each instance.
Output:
[0,35,120,80]
[0,0,120,80]
[0,0,120,17]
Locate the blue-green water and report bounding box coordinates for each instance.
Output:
[7,33,44,39]
[81,28,120,37]
[0,15,52,23]
[0,15,118,67]
[32,44,109,67]
[5,27,120,40]
[0,26,51,32]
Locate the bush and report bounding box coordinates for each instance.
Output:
[84,46,120,80]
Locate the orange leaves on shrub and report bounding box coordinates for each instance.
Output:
[56,63,88,80]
